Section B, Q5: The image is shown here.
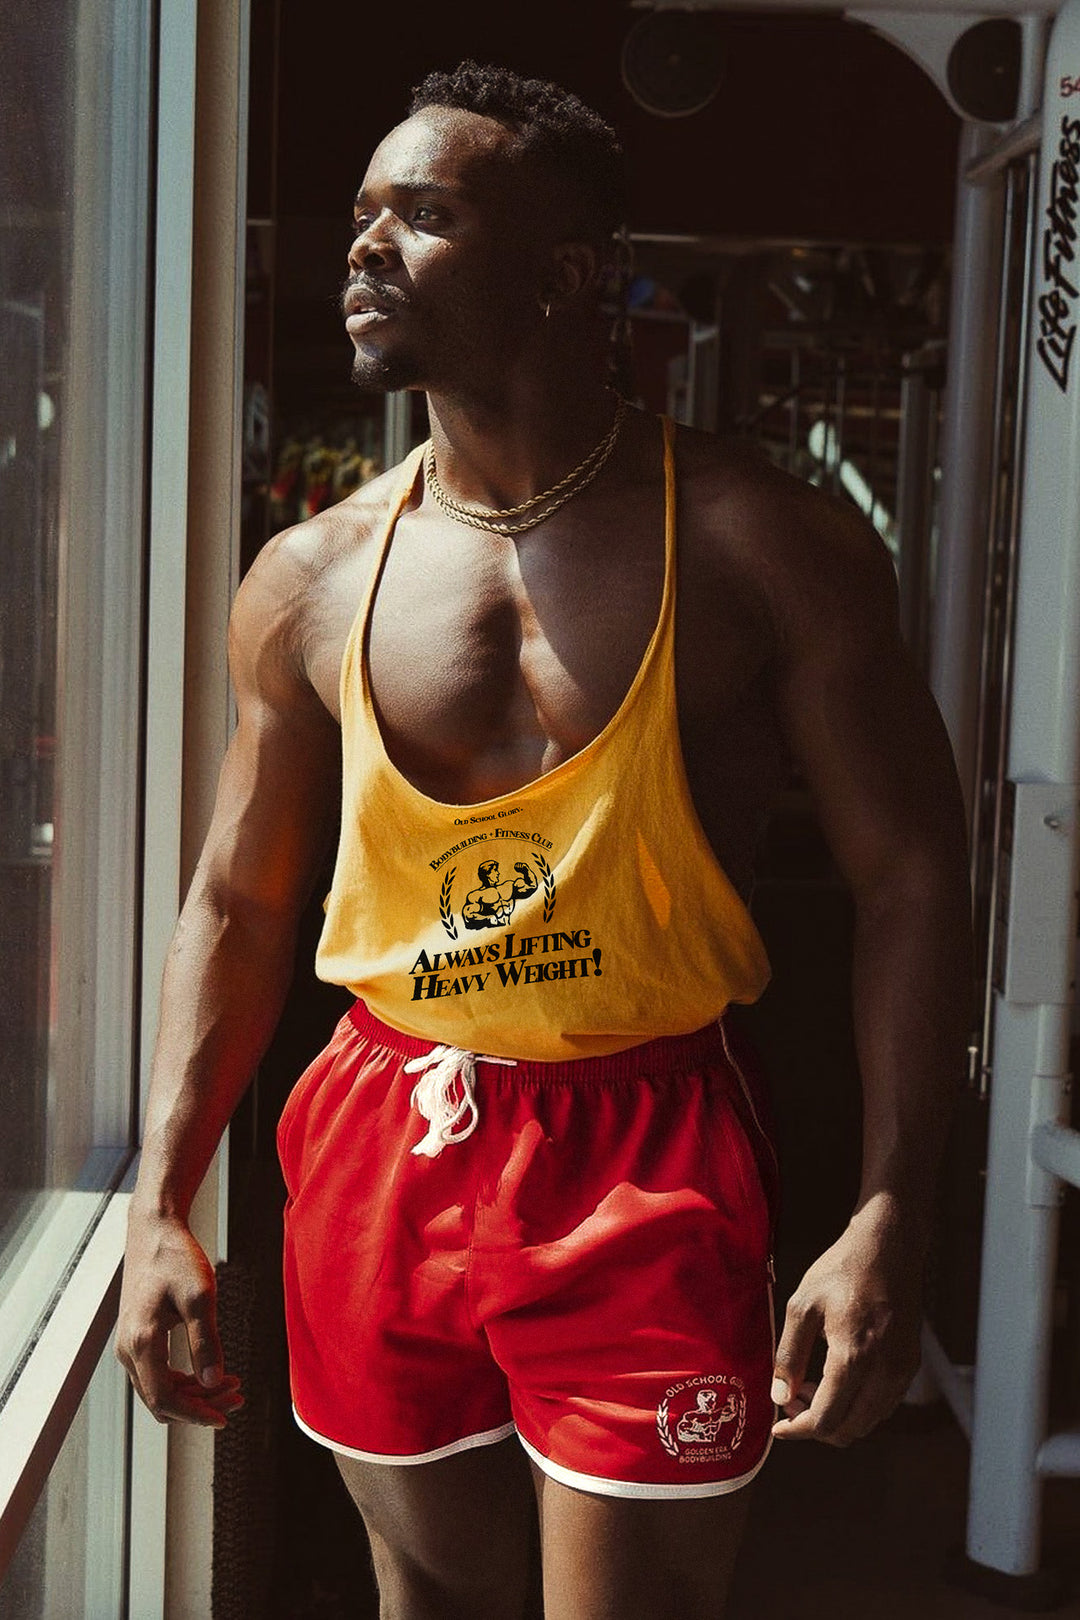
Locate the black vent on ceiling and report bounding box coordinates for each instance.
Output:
[947,18,1022,124]
[621,10,727,119]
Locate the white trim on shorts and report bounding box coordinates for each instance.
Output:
[516,1429,774,1501]
[519,1262,779,1501]
[293,1406,517,1465]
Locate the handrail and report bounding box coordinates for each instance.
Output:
[965,114,1043,185]
[0,1193,129,1579]
[1030,1121,1080,1190]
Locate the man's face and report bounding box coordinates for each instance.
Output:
[342,107,546,394]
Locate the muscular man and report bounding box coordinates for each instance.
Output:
[116,62,972,1620]
[462,859,539,928]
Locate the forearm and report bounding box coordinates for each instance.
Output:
[849,861,973,1247]
[134,879,301,1220]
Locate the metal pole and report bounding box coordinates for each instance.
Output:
[964,1,1080,1593]
[868,341,881,520]
[967,1004,1068,1579]
[831,353,846,495]
[976,158,1037,1103]
[965,115,1043,186]
[929,123,1008,822]
[895,358,932,658]
[659,0,1060,12]
[383,391,412,469]
[788,346,800,469]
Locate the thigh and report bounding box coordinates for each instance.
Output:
[335,1435,537,1620]
[531,1464,754,1620]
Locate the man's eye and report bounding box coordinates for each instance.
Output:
[350,215,373,238]
[413,206,439,223]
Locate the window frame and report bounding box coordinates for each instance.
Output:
[0,0,158,1571]
[0,0,249,1609]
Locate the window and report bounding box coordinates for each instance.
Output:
[0,0,154,1570]
[0,1342,128,1620]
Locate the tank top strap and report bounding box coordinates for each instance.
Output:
[657,413,677,649]
[340,440,427,722]
[592,411,679,716]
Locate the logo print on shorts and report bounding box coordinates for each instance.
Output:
[656,1374,746,1465]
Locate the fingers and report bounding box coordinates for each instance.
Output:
[773,1378,816,1421]
[182,1274,226,1390]
[772,1343,858,1443]
[126,1355,244,1428]
[769,1218,924,1448]
[772,1368,910,1446]
[143,1369,243,1429]
[171,1370,246,1427]
[115,1239,244,1427]
[117,1321,244,1428]
[771,1335,919,1447]
[771,1292,822,1415]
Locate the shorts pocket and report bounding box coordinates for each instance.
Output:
[717,1021,780,1238]
[277,1072,313,1200]
[277,1015,352,1198]
[721,1093,773,1262]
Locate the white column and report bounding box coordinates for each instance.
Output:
[928,124,1006,815]
[966,0,1080,1581]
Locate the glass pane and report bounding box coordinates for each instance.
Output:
[0,0,151,1384]
[0,1340,129,1620]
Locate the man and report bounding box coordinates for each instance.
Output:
[116,62,972,1620]
[462,858,539,929]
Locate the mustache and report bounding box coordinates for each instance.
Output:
[340,275,408,316]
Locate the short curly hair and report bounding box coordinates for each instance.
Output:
[408,61,626,253]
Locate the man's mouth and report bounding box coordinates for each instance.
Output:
[345,308,392,333]
[343,286,401,330]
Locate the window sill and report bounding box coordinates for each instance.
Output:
[0,1190,129,1577]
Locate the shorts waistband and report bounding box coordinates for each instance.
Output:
[346,1000,731,1085]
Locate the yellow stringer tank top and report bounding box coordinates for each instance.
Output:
[316,416,771,1062]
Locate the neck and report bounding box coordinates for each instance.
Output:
[424,367,618,512]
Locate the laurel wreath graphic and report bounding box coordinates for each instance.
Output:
[656,1398,680,1459]
[533,853,557,922]
[731,1392,747,1453]
[439,867,458,940]
[655,1381,748,1461]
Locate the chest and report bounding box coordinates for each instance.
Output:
[308,490,778,807]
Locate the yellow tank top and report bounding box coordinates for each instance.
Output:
[316,416,770,1061]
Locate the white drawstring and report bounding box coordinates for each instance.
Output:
[403,1045,517,1158]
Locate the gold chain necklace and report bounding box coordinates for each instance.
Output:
[424,398,626,536]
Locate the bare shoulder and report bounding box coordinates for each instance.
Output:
[228,460,410,701]
[674,424,900,660]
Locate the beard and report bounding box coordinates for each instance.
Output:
[349,342,424,394]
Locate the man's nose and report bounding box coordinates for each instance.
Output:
[347,216,399,273]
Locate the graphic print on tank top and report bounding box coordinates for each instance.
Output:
[316,415,770,1063]
[438,837,546,936]
[410,816,607,1006]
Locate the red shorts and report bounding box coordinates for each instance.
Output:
[278,1002,778,1499]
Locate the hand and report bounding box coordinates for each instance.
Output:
[514,863,532,876]
[770,1197,923,1447]
[115,1208,244,1428]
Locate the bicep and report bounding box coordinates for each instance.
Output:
[189,547,341,923]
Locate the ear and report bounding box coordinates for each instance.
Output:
[550,240,601,304]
